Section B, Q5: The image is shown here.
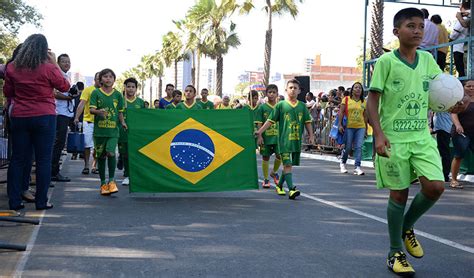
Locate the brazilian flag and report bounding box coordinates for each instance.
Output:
[127,109,258,193]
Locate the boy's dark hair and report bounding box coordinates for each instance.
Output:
[185,85,196,94]
[99,68,116,81]
[201,88,208,93]
[248,89,259,100]
[393,8,424,28]
[344,90,350,97]
[266,84,278,92]
[430,14,442,24]
[420,8,429,19]
[57,53,69,63]
[287,78,300,87]
[124,77,138,87]
[144,101,149,105]
[166,83,174,89]
[461,1,470,9]
[338,86,345,92]
[306,92,314,99]
[321,95,328,102]
[172,89,182,97]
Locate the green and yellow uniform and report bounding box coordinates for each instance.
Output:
[89,88,124,158]
[175,101,202,110]
[198,100,214,109]
[166,103,178,109]
[343,96,366,129]
[118,96,145,151]
[80,85,97,122]
[216,103,232,109]
[268,100,312,166]
[370,49,443,189]
[256,102,279,156]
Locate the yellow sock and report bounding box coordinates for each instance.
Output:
[262,160,269,179]
[273,158,281,173]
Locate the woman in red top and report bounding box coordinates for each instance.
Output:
[4,34,70,210]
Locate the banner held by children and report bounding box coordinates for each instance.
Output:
[127,109,258,193]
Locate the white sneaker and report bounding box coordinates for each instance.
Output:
[354,167,365,175]
[340,163,348,173]
[122,177,130,186]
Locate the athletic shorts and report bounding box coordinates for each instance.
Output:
[83,121,94,148]
[118,142,128,156]
[94,137,118,158]
[452,132,474,159]
[375,137,444,190]
[260,144,279,157]
[281,152,301,166]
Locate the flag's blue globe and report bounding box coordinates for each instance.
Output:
[170,129,215,172]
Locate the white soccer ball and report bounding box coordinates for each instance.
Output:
[429,73,464,112]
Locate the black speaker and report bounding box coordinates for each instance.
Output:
[295,75,310,102]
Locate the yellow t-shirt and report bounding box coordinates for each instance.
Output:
[343,96,366,129]
[80,85,96,122]
[217,103,231,109]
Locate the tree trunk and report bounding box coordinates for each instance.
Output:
[197,51,201,93]
[216,55,223,97]
[149,78,153,103]
[174,60,178,88]
[191,50,196,87]
[158,76,163,99]
[141,81,145,100]
[370,0,384,59]
[263,1,273,87]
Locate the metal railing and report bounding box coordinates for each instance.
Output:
[363,37,473,88]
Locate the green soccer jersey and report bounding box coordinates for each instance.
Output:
[166,103,178,109]
[268,100,312,153]
[119,96,145,142]
[369,49,442,143]
[256,102,278,145]
[175,101,202,110]
[90,88,125,138]
[198,100,214,109]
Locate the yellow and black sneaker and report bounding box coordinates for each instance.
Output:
[403,228,424,258]
[276,186,286,196]
[387,251,415,276]
[288,188,300,200]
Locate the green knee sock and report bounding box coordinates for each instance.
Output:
[277,170,286,188]
[387,198,406,256]
[403,192,436,232]
[284,173,294,190]
[262,160,269,179]
[273,158,281,173]
[108,156,116,182]
[98,158,106,185]
[124,157,129,178]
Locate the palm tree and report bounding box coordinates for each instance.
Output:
[370,0,384,59]
[162,31,188,88]
[260,0,303,86]
[187,0,249,97]
[149,51,165,99]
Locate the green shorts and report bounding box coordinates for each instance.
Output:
[375,137,443,190]
[281,152,301,166]
[94,137,118,158]
[118,142,128,156]
[260,144,279,157]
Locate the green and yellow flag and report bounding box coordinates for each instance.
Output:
[127,109,258,193]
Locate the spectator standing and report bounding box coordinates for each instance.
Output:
[433,112,453,182]
[430,15,449,71]
[455,1,471,28]
[217,96,232,109]
[153,99,160,109]
[74,72,100,175]
[420,9,439,53]
[450,8,469,78]
[4,34,70,210]
[159,84,174,109]
[51,54,74,182]
[450,80,474,189]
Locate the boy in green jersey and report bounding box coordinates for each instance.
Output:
[255,84,282,191]
[198,88,214,109]
[367,8,445,276]
[119,77,145,186]
[256,79,314,200]
[90,68,127,196]
[166,90,182,109]
[176,85,202,110]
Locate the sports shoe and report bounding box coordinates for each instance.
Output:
[108,181,119,194]
[270,172,280,185]
[262,179,270,189]
[403,228,424,258]
[122,177,130,186]
[288,188,300,200]
[340,163,348,173]
[387,251,415,276]
[354,167,365,176]
[100,184,110,196]
[275,186,286,196]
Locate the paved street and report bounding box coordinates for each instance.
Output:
[1,155,473,277]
